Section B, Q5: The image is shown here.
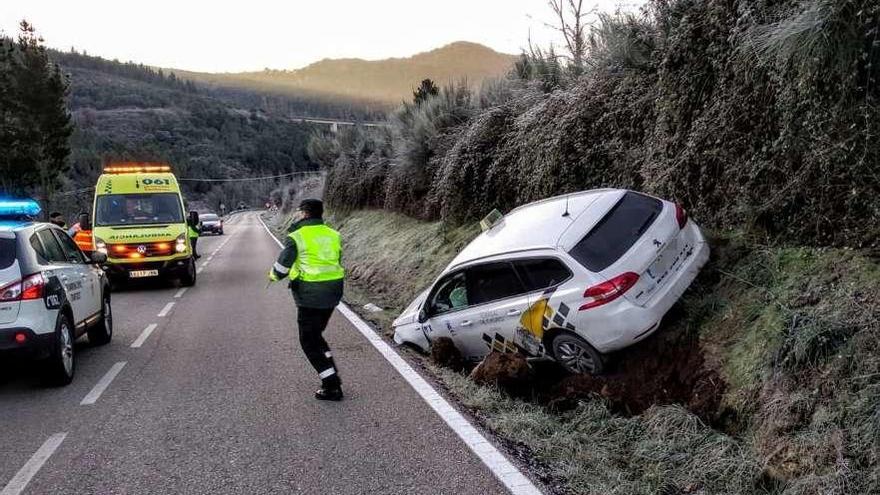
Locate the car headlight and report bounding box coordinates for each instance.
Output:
[95,237,107,255]
[175,234,187,253]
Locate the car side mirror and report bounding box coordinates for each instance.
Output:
[90,251,107,264]
[418,307,428,323]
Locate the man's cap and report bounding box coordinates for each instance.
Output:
[298,199,324,217]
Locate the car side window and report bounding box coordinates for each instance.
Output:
[52,229,85,264]
[465,262,526,306]
[29,234,48,263]
[514,258,573,292]
[428,272,469,316]
[36,229,67,264]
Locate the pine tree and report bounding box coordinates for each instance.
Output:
[412,79,439,105]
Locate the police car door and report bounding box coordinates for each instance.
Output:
[34,229,89,327]
[53,229,101,320]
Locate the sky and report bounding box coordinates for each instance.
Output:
[0,0,645,73]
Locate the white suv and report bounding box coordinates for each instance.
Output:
[392,189,710,374]
[0,217,112,385]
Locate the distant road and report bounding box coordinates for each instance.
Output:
[289,116,387,132]
[0,212,534,494]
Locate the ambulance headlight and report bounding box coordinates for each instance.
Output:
[175,234,187,253]
[94,237,107,255]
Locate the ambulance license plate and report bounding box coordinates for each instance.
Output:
[130,270,159,278]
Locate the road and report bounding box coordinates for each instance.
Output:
[0,212,538,494]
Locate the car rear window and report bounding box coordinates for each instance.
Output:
[569,191,663,272]
[0,238,14,269]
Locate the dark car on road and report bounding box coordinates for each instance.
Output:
[199,213,223,235]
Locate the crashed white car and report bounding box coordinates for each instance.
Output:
[392,189,710,374]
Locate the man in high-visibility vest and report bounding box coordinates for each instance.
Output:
[268,199,345,401]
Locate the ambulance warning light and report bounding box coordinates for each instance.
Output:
[103,163,172,174]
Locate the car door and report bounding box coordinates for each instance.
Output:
[510,257,576,356]
[425,262,531,361]
[53,229,101,319]
[35,229,89,328]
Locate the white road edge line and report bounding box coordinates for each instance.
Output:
[80,362,127,406]
[157,302,175,317]
[131,323,158,348]
[174,288,188,298]
[257,214,541,495]
[0,432,67,495]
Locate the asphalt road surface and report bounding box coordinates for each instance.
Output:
[0,212,540,494]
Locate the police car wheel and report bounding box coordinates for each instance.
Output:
[44,313,75,386]
[550,332,605,375]
[88,294,113,346]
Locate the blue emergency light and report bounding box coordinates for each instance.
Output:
[0,199,42,218]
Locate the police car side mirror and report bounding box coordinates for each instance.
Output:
[417,307,428,323]
[90,251,107,264]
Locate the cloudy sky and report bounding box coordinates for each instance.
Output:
[0,0,645,73]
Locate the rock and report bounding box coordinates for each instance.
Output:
[469,352,534,397]
[363,303,383,312]
[431,337,465,371]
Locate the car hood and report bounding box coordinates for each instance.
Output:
[392,289,429,327]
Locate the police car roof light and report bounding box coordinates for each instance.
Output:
[104,163,172,174]
[0,199,42,218]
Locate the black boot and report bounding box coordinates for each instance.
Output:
[315,375,343,401]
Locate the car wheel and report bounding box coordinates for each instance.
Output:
[88,293,113,345]
[550,332,604,375]
[44,313,75,386]
[179,257,197,287]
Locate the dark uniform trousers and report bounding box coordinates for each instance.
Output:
[296,305,340,388]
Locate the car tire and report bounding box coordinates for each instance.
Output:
[180,257,197,287]
[44,312,76,386]
[88,293,113,346]
[550,332,605,375]
[218,229,223,235]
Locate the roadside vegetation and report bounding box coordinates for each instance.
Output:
[300,1,880,493]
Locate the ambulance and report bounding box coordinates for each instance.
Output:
[91,164,197,287]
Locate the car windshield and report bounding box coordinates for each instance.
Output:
[201,214,219,221]
[95,193,183,227]
[0,238,14,269]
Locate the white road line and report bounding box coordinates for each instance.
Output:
[196,267,204,274]
[80,362,126,405]
[0,433,67,495]
[157,302,175,317]
[174,287,188,298]
[130,323,158,348]
[257,213,542,495]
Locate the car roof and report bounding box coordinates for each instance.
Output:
[447,189,624,270]
[0,220,35,235]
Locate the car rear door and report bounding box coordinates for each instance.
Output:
[53,229,101,319]
[0,233,21,324]
[34,228,89,327]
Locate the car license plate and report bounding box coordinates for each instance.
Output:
[647,239,679,282]
[129,269,159,278]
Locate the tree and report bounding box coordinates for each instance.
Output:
[545,0,595,75]
[412,78,439,105]
[0,21,72,201]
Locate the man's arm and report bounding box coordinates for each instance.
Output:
[269,237,297,281]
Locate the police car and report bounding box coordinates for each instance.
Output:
[0,200,113,385]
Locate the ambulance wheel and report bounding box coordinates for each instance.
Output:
[180,257,197,287]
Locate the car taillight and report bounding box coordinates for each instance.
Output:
[0,273,45,302]
[21,273,46,300]
[675,204,688,229]
[579,272,640,311]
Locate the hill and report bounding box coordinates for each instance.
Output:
[180,42,517,106]
[47,50,323,215]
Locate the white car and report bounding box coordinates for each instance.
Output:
[0,201,113,385]
[392,189,710,374]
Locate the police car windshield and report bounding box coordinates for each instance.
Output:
[95,193,183,227]
[0,238,14,269]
